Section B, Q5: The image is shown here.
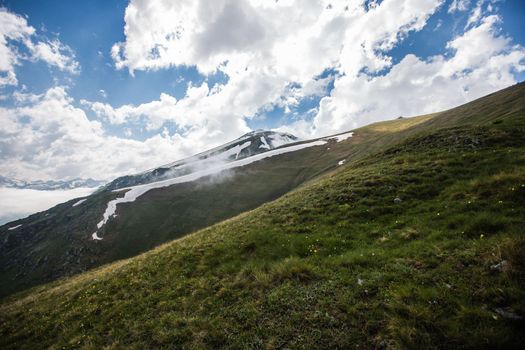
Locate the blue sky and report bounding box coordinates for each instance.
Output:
[0,0,524,182]
[2,0,523,131]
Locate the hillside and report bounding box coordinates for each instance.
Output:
[0,107,431,298]
[0,130,348,297]
[0,83,524,349]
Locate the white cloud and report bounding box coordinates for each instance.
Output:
[0,187,95,224]
[466,1,483,28]
[105,0,448,136]
[112,0,444,78]
[0,8,79,87]
[107,0,523,140]
[83,92,182,129]
[310,14,525,136]
[0,9,34,86]
[448,0,470,13]
[26,39,79,74]
[0,86,252,181]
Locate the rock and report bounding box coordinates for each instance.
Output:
[393,197,402,204]
[490,260,508,272]
[494,307,523,320]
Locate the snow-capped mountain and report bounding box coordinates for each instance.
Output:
[0,176,105,191]
[103,130,298,191]
[0,125,354,297]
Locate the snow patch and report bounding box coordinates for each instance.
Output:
[327,131,354,142]
[72,198,87,207]
[91,139,327,240]
[268,134,296,148]
[92,231,103,240]
[259,136,270,149]
[223,141,251,160]
[8,224,22,230]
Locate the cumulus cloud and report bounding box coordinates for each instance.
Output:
[0,9,34,86]
[311,14,525,135]
[0,86,251,181]
[112,0,443,77]
[108,0,523,139]
[104,0,445,135]
[0,8,79,87]
[26,39,79,74]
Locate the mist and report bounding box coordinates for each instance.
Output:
[0,187,96,225]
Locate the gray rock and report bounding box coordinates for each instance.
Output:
[490,260,508,272]
[494,307,523,320]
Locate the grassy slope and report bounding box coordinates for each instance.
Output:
[1,83,525,348]
[0,136,351,297]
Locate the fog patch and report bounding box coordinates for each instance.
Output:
[0,187,95,225]
[195,168,237,188]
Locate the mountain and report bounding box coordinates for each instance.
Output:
[1,83,525,349]
[0,176,105,191]
[0,129,334,297]
[102,130,298,191]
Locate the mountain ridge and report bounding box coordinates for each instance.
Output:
[0,176,105,191]
[102,130,298,191]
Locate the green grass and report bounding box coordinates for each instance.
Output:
[1,105,524,348]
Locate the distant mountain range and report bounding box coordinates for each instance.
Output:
[0,176,105,191]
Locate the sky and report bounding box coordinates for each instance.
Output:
[0,0,524,183]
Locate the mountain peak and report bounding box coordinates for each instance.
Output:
[239,129,296,139]
[103,129,299,191]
